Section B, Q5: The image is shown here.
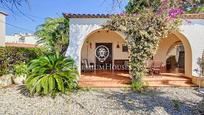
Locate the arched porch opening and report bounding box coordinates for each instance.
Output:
[153,32,192,77]
[79,29,130,74]
[78,30,194,87]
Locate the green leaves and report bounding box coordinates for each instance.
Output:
[125,0,161,13]
[35,17,69,56]
[0,46,43,76]
[132,80,144,91]
[13,63,28,77]
[25,55,78,97]
[103,1,182,83]
[48,76,55,92]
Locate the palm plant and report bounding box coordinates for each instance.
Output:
[125,0,204,14]
[125,0,161,13]
[35,17,69,56]
[25,55,78,96]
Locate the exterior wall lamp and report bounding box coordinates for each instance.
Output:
[116,42,120,48]
[90,42,92,49]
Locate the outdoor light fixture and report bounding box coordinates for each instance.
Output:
[116,42,120,48]
[90,42,92,49]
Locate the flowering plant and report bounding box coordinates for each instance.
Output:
[103,0,184,82]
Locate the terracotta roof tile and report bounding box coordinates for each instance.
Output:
[0,11,8,16]
[63,13,112,18]
[63,13,204,19]
[180,13,204,19]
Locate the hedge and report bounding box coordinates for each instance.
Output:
[0,46,44,76]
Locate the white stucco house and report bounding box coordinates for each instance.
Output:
[0,11,38,48]
[5,33,38,48]
[63,13,204,85]
[0,11,7,46]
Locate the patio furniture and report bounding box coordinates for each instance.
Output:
[145,60,153,75]
[124,60,129,71]
[151,60,164,76]
[114,59,129,71]
[81,59,94,72]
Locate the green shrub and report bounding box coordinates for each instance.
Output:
[35,17,69,56]
[131,80,143,92]
[13,63,28,77]
[25,55,78,96]
[103,0,182,82]
[0,46,44,76]
[172,99,181,111]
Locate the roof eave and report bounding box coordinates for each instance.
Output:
[63,13,204,19]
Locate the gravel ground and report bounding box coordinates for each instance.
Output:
[0,87,204,115]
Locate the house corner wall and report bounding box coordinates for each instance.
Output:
[180,19,204,77]
[67,18,204,78]
[0,12,7,46]
[65,18,108,74]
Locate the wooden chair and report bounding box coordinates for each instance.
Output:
[145,60,153,75]
[124,60,129,70]
[151,60,163,76]
[81,59,94,72]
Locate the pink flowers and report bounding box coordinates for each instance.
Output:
[168,8,184,18]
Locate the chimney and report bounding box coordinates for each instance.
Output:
[0,11,8,46]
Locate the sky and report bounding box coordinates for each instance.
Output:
[0,0,128,35]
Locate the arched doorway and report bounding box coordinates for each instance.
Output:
[78,29,132,87]
[166,42,185,73]
[80,29,129,73]
[153,32,192,77]
[78,30,194,87]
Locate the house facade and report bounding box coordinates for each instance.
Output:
[5,33,38,48]
[0,11,7,46]
[0,11,38,48]
[64,13,204,85]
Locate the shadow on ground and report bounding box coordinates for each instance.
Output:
[96,88,204,115]
[193,91,204,114]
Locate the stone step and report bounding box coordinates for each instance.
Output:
[142,77,196,87]
[144,79,192,84]
[79,81,131,86]
[143,76,191,81]
[79,72,197,88]
[79,82,197,88]
[78,81,130,88]
[79,78,131,82]
[144,82,197,87]
[79,81,196,88]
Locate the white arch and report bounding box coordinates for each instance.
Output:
[153,31,192,77]
[78,28,127,75]
[172,31,193,77]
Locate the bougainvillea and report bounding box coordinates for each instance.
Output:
[103,0,183,82]
[168,8,184,18]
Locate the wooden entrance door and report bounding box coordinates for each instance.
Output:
[95,43,112,70]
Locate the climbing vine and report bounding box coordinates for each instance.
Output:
[103,0,183,82]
